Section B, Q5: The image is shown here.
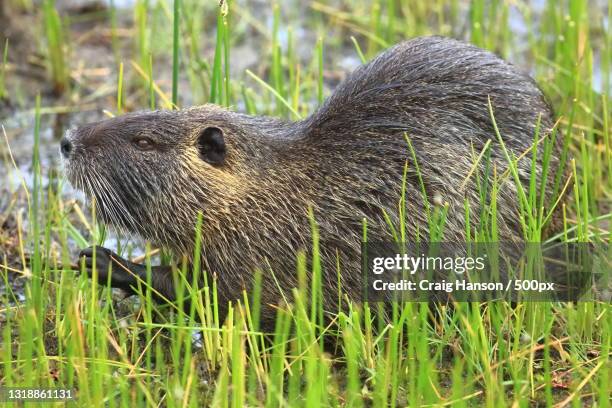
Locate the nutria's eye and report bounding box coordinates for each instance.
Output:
[133,137,154,150]
[197,127,226,165]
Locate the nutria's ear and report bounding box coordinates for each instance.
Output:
[197,127,226,165]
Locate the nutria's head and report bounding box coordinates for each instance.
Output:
[61,105,278,249]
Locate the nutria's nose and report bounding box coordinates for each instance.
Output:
[60,137,73,158]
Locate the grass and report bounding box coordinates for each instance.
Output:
[41,0,69,95]
[0,39,8,100]
[171,0,180,107]
[0,0,610,406]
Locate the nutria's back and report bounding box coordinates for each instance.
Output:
[62,36,565,322]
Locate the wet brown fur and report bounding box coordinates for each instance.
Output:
[64,37,567,325]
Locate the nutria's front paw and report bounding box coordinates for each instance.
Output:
[78,246,135,291]
[79,246,113,274]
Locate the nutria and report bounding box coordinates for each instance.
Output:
[61,36,565,325]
